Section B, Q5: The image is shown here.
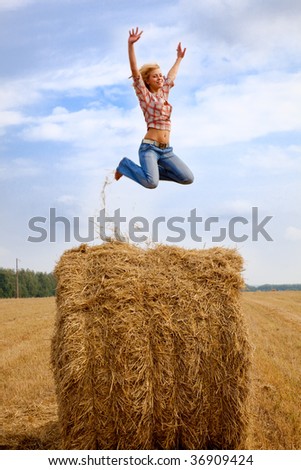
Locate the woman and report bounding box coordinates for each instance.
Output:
[115,27,194,189]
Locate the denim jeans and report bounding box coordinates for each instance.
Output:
[117,142,194,189]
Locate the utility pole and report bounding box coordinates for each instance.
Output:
[16,258,20,298]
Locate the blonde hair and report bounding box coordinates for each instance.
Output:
[139,63,161,90]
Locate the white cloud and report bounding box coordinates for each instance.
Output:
[219,200,254,216]
[0,0,37,10]
[39,59,129,92]
[0,59,128,137]
[0,81,39,134]
[0,246,10,257]
[0,158,42,181]
[6,67,300,152]
[0,111,27,135]
[0,81,40,110]
[174,0,301,90]
[240,145,301,172]
[22,105,143,150]
[173,72,301,146]
[285,226,301,241]
[179,0,301,52]
[1,3,300,147]
[56,195,78,206]
[0,58,126,109]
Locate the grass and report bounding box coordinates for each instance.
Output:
[1,292,300,450]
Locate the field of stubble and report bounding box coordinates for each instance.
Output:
[1,292,300,450]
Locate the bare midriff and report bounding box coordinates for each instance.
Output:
[144,128,170,144]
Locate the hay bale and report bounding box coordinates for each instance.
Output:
[51,242,251,450]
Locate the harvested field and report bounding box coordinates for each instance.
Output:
[1,283,300,449]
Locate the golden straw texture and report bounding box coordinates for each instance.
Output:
[51,242,251,450]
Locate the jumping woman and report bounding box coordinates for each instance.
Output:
[115,27,194,189]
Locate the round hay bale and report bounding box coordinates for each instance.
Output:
[51,242,251,450]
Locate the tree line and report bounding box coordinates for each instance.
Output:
[245,284,301,292]
[0,267,56,298]
[1,265,300,298]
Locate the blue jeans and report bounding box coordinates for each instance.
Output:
[117,142,194,189]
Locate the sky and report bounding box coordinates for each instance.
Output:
[0,0,301,285]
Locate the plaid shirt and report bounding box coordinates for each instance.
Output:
[133,75,174,131]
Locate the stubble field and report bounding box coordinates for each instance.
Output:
[1,291,300,450]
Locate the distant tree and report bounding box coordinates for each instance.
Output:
[0,268,15,298]
[36,272,56,297]
[243,284,301,292]
[0,267,57,298]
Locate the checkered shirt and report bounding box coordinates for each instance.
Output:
[133,75,174,131]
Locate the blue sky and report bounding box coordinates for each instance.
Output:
[0,0,300,284]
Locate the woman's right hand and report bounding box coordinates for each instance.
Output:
[128,27,143,44]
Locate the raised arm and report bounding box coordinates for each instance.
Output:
[128,27,143,78]
[167,42,186,82]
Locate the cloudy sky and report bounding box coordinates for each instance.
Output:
[0,0,300,284]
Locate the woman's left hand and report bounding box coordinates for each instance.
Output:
[177,42,186,59]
